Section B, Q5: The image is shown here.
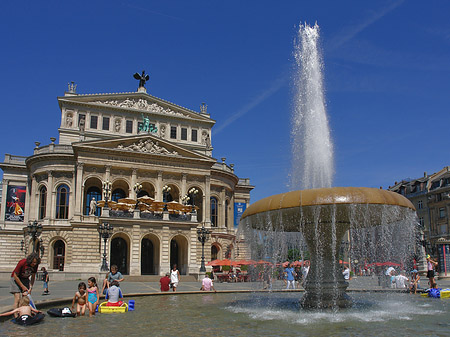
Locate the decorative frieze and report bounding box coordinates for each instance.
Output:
[117,139,178,156]
[93,98,189,118]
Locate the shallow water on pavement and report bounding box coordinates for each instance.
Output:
[1,292,449,337]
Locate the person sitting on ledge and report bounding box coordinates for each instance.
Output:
[101,265,124,295]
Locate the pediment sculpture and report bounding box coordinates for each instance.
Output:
[117,139,178,156]
[92,98,187,117]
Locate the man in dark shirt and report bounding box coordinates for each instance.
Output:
[159,272,171,292]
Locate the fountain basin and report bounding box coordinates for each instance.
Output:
[241,187,416,309]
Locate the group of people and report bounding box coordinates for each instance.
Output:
[159,264,181,292]
[6,254,126,320]
[283,261,310,289]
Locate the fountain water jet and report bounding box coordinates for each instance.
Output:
[240,23,418,309]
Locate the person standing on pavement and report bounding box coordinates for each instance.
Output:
[170,264,180,292]
[10,252,40,316]
[41,267,49,294]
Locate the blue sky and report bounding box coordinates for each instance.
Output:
[1,1,449,202]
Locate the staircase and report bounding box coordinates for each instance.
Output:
[124,275,198,282]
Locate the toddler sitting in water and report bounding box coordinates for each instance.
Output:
[0,296,42,323]
[105,280,123,306]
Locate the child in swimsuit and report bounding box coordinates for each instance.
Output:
[87,277,99,317]
[72,282,88,316]
[0,296,42,323]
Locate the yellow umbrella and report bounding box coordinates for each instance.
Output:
[118,197,137,205]
[137,195,154,204]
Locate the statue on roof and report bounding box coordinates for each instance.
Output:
[133,70,150,89]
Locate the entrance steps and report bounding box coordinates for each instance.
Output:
[125,275,198,282]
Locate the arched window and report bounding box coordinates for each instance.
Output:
[56,184,69,219]
[225,199,229,229]
[38,186,47,220]
[211,245,219,261]
[210,197,218,227]
[85,186,101,216]
[111,188,126,202]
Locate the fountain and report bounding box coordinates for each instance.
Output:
[240,23,418,309]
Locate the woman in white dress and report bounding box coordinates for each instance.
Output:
[170,264,180,292]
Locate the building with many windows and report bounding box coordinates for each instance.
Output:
[0,79,253,279]
[389,167,450,257]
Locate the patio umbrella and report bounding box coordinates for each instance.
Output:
[236,259,255,265]
[256,260,271,265]
[282,261,290,268]
[138,195,154,204]
[107,200,117,208]
[166,201,184,210]
[207,260,221,266]
[118,197,137,204]
[138,203,151,211]
[216,259,233,266]
[293,260,303,267]
[96,200,106,207]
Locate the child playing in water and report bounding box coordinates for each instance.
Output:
[71,282,88,316]
[87,277,99,317]
[105,280,124,306]
[0,296,42,323]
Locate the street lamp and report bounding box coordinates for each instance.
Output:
[162,185,171,211]
[98,222,114,271]
[188,188,199,213]
[134,182,142,209]
[102,180,112,206]
[197,224,210,273]
[25,220,43,256]
[181,195,190,205]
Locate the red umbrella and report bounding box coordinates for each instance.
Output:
[293,260,303,266]
[256,260,271,265]
[216,259,233,266]
[282,261,290,268]
[339,260,349,265]
[236,259,258,265]
[206,259,221,266]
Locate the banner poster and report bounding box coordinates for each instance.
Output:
[5,185,26,222]
[234,202,247,228]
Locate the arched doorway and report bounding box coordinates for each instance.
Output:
[141,239,153,275]
[170,235,188,275]
[53,240,65,271]
[110,237,128,275]
[141,235,160,275]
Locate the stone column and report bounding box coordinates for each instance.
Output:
[28,175,38,221]
[47,172,54,220]
[156,171,163,201]
[74,163,84,218]
[0,179,8,223]
[204,176,211,226]
[68,171,76,220]
[181,173,187,200]
[161,226,170,274]
[219,187,226,230]
[131,169,137,199]
[189,227,199,275]
[130,225,141,275]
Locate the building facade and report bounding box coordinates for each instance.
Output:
[389,167,450,276]
[0,80,253,278]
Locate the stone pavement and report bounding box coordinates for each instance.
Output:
[1,275,449,314]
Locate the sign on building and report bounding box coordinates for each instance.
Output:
[234,202,246,228]
[5,185,26,222]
